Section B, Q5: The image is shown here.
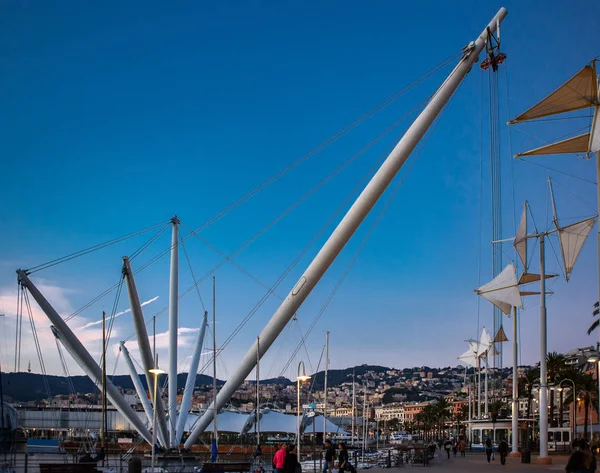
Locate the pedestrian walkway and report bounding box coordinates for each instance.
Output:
[368,452,569,472]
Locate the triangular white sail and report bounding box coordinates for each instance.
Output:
[509,64,598,124]
[475,263,523,314]
[557,217,597,280]
[458,348,478,367]
[515,133,591,157]
[514,203,528,269]
[590,106,600,153]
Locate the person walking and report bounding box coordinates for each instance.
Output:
[323,440,335,473]
[485,437,493,464]
[498,437,508,465]
[459,437,466,457]
[283,444,300,473]
[443,438,452,459]
[274,443,287,473]
[337,443,356,473]
[452,438,458,457]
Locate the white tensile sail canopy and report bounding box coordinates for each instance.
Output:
[510,62,600,157]
[509,64,598,124]
[514,203,528,270]
[458,328,494,367]
[475,263,523,315]
[556,217,597,280]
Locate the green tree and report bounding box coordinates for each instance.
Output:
[547,352,567,427]
[435,398,451,437]
[519,368,539,419]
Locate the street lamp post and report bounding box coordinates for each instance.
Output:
[559,379,576,445]
[149,359,166,473]
[588,354,600,442]
[297,361,311,459]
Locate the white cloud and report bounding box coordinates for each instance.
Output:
[80,296,159,329]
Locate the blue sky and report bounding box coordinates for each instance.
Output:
[1,1,599,380]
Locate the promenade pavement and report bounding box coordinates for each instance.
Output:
[369,453,570,472]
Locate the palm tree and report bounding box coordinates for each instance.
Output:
[435,399,451,437]
[587,301,599,336]
[547,352,567,426]
[563,373,598,440]
[521,368,539,419]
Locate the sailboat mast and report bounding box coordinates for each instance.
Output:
[324,331,329,439]
[351,369,355,446]
[183,8,508,447]
[101,310,107,457]
[212,277,218,445]
[256,336,260,446]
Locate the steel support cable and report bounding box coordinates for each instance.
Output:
[279,87,452,378]
[14,283,21,372]
[180,223,285,302]
[123,99,429,344]
[23,290,52,400]
[26,220,171,273]
[64,224,170,323]
[182,51,462,238]
[179,232,207,312]
[192,116,420,377]
[295,317,314,375]
[476,68,484,342]
[516,158,597,185]
[63,58,455,331]
[551,178,597,214]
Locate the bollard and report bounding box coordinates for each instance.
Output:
[128,456,142,473]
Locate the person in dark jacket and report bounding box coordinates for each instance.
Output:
[337,443,356,473]
[323,440,335,473]
[566,450,589,473]
[485,437,493,464]
[283,444,299,473]
[498,437,509,465]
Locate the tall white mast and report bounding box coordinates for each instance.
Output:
[16,270,153,445]
[183,8,509,447]
[123,257,170,445]
[175,311,208,445]
[212,277,218,447]
[324,331,329,439]
[484,354,489,417]
[538,234,549,460]
[168,216,180,448]
[511,306,519,455]
[120,342,154,425]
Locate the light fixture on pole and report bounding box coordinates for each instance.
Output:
[297,361,311,458]
[149,359,166,473]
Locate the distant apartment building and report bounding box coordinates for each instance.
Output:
[374,403,404,422]
[403,402,430,422]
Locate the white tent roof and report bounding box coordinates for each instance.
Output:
[253,410,298,434]
[476,263,522,314]
[204,410,252,434]
[303,416,349,435]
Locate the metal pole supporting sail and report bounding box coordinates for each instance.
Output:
[511,306,519,456]
[122,257,170,447]
[324,331,329,439]
[175,311,208,445]
[16,270,153,445]
[168,216,180,448]
[539,234,549,461]
[120,343,154,423]
[183,7,509,448]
